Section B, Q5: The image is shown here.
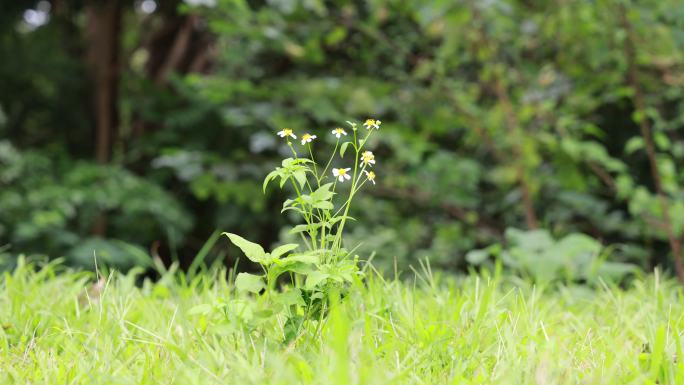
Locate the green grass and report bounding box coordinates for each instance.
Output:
[1,260,684,384]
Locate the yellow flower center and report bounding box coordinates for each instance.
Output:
[334,128,344,134]
[367,171,375,180]
[302,134,312,140]
[338,169,348,175]
[282,128,292,136]
[365,119,376,126]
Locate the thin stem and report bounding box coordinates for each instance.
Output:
[308,143,320,188]
[287,141,320,246]
[331,129,374,259]
[320,139,340,184]
[319,181,338,251]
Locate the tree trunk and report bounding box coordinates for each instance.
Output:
[86,0,123,236]
[86,0,122,165]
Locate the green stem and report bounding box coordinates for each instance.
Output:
[308,143,320,188]
[287,141,319,248]
[320,139,340,184]
[331,129,375,258]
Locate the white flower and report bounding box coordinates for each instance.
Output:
[331,128,347,138]
[300,133,317,145]
[277,128,297,139]
[363,119,381,130]
[332,167,352,182]
[364,170,376,185]
[360,151,376,167]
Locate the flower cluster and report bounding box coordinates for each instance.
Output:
[275,119,381,185]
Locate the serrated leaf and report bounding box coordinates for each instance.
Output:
[271,243,299,259]
[223,232,268,264]
[235,272,266,293]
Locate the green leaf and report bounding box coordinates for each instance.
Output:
[327,215,355,225]
[234,272,266,293]
[340,142,351,158]
[271,243,299,259]
[275,288,305,307]
[293,170,307,189]
[278,254,319,265]
[654,132,670,151]
[263,170,280,192]
[305,271,329,289]
[625,137,644,154]
[465,249,490,265]
[311,183,334,201]
[268,262,315,283]
[223,232,268,264]
[289,224,312,234]
[187,304,213,316]
[289,223,323,234]
[313,201,334,210]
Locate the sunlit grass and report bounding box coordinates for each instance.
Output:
[1,260,683,384]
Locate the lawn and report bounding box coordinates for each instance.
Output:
[1,260,682,384]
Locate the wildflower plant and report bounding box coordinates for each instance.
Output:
[222,119,381,339]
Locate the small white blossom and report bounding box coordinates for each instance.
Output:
[300,133,317,145]
[364,170,376,185]
[363,119,381,130]
[360,151,376,167]
[331,128,347,138]
[277,128,297,139]
[332,168,352,182]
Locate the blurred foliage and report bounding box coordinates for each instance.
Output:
[467,228,638,284]
[0,141,189,268]
[1,0,684,275]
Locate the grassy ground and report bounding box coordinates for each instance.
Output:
[1,260,684,384]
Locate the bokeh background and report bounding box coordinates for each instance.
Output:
[2,0,684,281]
